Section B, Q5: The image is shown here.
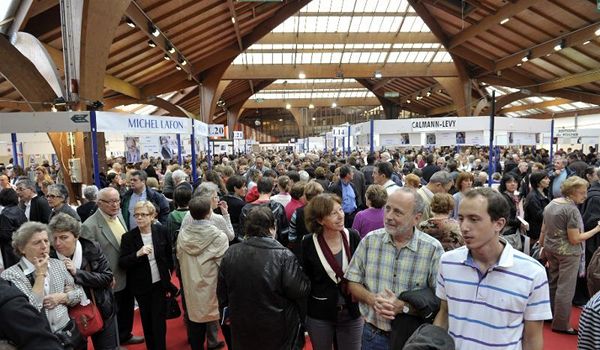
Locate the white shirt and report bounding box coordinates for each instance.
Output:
[141,233,160,283]
[24,194,37,220]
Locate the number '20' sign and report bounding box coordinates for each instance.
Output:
[209,124,224,137]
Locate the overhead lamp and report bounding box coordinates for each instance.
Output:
[331,102,337,108]
[312,117,316,121]
[126,18,135,28]
[374,71,382,79]
[147,40,156,48]
[279,118,283,122]
[163,54,170,61]
[416,95,422,101]
[175,66,182,71]
[406,99,411,104]
[595,27,600,36]
[51,105,58,112]
[167,45,176,54]
[285,103,291,109]
[150,25,160,37]
[309,103,314,109]
[554,40,565,51]
[521,51,530,62]
[500,18,510,25]
[426,90,432,97]
[583,40,591,45]
[298,72,306,79]
[516,63,522,67]
[231,17,236,24]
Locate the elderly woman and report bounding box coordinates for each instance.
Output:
[76,185,98,223]
[352,184,387,239]
[218,206,310,350]
[181,182,235,242]
[48,213,117,349]
[418,193,464,251]
[47,184,81,222]
[541,176,600,335]
[302,194,362,350]
[1,221,85,349]
[119,201,174,350]
[452,172,474,219]
[0,188,27,269]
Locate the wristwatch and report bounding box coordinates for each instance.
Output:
[402,304,410,314]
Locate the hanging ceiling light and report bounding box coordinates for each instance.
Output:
[167,45,176,54]
[331,102,337,108]
[126,18,135,28]
[163,54,170,61]
[147,40,156,48]
[150,24,160,37]
[309,103,315,109]
[285,103,291,109]
[298,72,306,79]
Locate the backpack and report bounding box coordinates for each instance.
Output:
[587,246,600,296]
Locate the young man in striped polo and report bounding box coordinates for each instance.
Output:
[434,187,551,350]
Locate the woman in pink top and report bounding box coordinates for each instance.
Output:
[351,185,387,238]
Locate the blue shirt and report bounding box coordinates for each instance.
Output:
[341,181,357,214]
[552,169,567,198]
[128,190,147,230]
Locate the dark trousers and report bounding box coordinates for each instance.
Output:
[344,210,357,229]
[186,320,208,350]
[115,287,135,343]
[137,282,167,350]
[91,312,119,350]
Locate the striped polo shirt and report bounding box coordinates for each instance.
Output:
[578,291,600,350]
[436,239,552,350]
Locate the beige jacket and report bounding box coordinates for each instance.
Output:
[177,220,229,323]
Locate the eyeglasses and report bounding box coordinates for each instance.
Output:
[99,199,120,205]
[46,194,63,199]
[133,213,151,218]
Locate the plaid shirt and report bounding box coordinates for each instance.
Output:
[345,228,443,331]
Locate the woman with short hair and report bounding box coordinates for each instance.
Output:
[524,171,550,242]
[302,193,362,350]
[49,213,117,349]
[352,184,387,239]
[218,206,309,350]
[541,176,600,335]
[418,193,464,251]
[0,188,27,269]
[47,184,80,222]
[1,221,85,349]
[452,172,474,219]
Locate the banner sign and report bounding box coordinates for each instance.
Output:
[194,121,209,136]
[411,117,457,132]
[96,112,189,134]
[209,124,225,137]
[332,126,347,137]
[0,112,91,133]
[556,128,578,138]
[233,131,244,140]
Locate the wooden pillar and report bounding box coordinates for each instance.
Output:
[435,77,472,116]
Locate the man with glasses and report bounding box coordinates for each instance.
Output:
[121,170,169,230]
[15,178,51,223]
[81,187,145,347]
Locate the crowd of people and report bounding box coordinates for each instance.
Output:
[0,144,600,349]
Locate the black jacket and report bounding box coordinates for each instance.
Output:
[50,238,116,320]
[328,180,360,211]
[222,193,246,239]
[240,200,289,246]
[524,190,550,240]
[119,224,174,296]
[421,164,441,183]
[76,201,98,223]
[217,237,310,350]
[501,192,521,236]
[0,279,63,349]
[0,205,26,268]
[23,195,51,224]
[583,182,600,263]
[121,187,170,228]
[300,229,361,321]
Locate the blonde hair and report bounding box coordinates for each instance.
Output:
[561,176,589,197]
[134,200,157,217]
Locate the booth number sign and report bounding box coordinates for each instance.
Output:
[209,124,225,137]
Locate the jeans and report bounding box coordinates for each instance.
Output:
[361,322,390,350]
[306,310,363,350]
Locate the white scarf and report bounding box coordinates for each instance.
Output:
[56,240,83,269]
[312,228,350,284]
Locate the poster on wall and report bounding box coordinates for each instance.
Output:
[465,131,484,145]
[124,137,141,163]
[509,132,536,145]
[400,133,410,145]
[435,132,455,146]
[380,134,400,147]
[159,136,178,159]
[408,133,420,145]
[425,133,436,145]
[139,136,159,156]
[455,132,466,145]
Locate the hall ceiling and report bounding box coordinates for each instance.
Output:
[0,0,599,121]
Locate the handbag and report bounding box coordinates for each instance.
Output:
[68,265,104,337]
[165,283,181,319]
[54,319,86,350]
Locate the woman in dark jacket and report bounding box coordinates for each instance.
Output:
[0,188,27,268]
[524,171,550,242]
[499,173,523,237]
[119,201,174,350]
[302,194,362,350]
[217,206,310,350]
[48,213,117,349]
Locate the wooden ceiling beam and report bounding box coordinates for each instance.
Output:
[448,0,543,49]
[499,98,572,113]
[223,63,458,79]
[243,97,380,109]
[258,32,439,44]
[266,81,363,90]
[538,68,600,92]
[226,79,274,107]
[495,21,600,71]
[227,0,244,51]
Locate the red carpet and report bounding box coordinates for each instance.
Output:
[93,300,580,349]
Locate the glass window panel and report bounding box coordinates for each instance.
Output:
[423,51,434,62]
[262,54,272,64]
[330,52,342,63]
[357,18,372,32]
[400,16,416,32]
[415,51,428,62]
[364,1,378,11]
[330,0,344,12]
[376,0,390,12]
[547,106,563,112]
[398,51,410,63]
[282,53,294,64]
[388,51,400,62]
[321,52,332,63]
[405,51,418,62]
[342,0,356,12]
[312,52,322,64]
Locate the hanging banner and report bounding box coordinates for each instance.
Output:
[209,124,225,137]
[411,117,457,132]
[0,111,91,133]
[465,131,484,145]
[509,132,536,145]
[435,132,455,146]
[233,131,244,140]
[96,112,190,134]
[380,134,400,146]
[194,121,209,136]
[425,133,437,145]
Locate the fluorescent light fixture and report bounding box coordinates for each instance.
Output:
[126,18,135,28]
[179,57,187,65]
[374,71,382,79]
[148,40,156,48]
[331,102,337,108]
[516,63,522,67]
[231,17,236,24]
[583,40,591,45]
[500,18,510,25]
[151,25,160,37]
[167,45,175,54]
[175,66,182,70]
[285,103,291,109]
[298,72,306,79]
[163,54,170,61]
[521,53,529,62]
[554,40,564,51]
[309,103,315,109]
